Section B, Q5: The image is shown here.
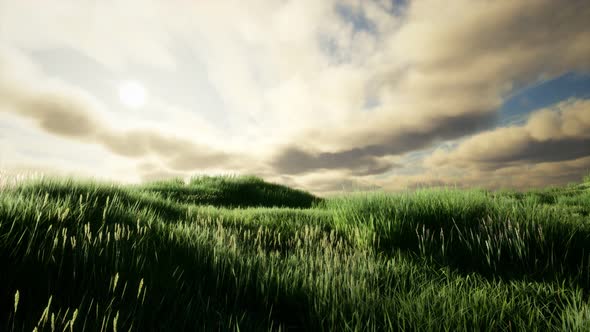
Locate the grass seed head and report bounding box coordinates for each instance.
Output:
[14,290,19,313]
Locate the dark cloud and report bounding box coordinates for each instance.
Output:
[273,110,496,174]
[399,1,590,76]
[473,137,590,166]
[271,0,590,177]
[16,90,102,139]
[271,146,396,175]
[98,130,230,169]
[429,99,590,170]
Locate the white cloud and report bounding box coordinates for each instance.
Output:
[1,0,589,190]
[0,48,242,177]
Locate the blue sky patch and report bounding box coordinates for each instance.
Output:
[499,72,590,125]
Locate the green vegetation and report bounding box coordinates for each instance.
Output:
[1,175,590,331]
[144,175,321,208]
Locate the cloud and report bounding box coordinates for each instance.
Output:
[97,130,230,168]
[0,48,237,173]
[271,169,382,195]
[329,154,590,194]
[287,99,590,194]
[1,0,590,189]
[271,146,395,176]
[272,109,497,174]
[0,1,177,69]
[11,88,104,139]
[266,0,590,177]
[393,0,590,79]
[428,99,590,169]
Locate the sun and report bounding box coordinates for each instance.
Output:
[118,80,147,108]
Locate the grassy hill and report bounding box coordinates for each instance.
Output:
[1,175,590,331]
[143,175,322,208]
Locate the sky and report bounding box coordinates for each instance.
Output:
[0,0,589,194]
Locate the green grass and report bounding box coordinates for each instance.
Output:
[144,175,321,209]
[1,175,590,331]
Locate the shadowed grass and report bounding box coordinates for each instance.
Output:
[1,175,590,331]
[143,175,322,208]
[327,188,590,285]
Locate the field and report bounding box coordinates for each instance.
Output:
[1,175,590,331]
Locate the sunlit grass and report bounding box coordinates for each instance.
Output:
[1,175,589,330]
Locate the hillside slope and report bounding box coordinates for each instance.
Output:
[1,176,590,331]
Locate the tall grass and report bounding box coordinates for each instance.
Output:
[144,175,322,208]
[1,175,589,331]
[327,189,590,283]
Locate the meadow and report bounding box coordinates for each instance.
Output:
[1,174,590,331]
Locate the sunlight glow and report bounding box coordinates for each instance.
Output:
[118,81,147,108]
